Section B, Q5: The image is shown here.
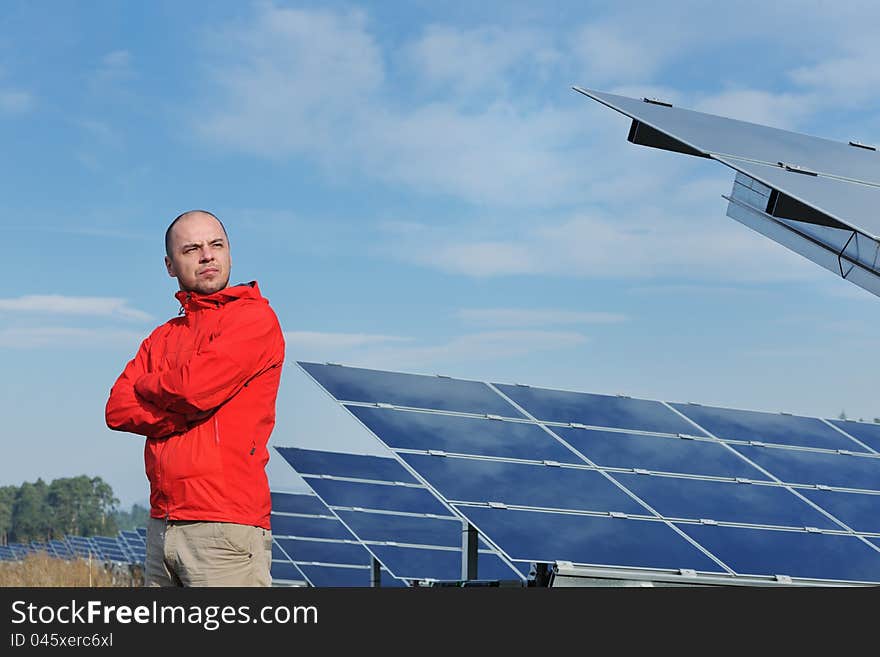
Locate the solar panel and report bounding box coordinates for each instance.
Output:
[299,361,880,585]
[572,86,880,298]
[275,447,527,584]
[270,490,401,587]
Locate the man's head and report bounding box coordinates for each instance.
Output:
[164,210,231,295]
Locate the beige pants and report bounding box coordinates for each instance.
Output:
[145,517,272,587]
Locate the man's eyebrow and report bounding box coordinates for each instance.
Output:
[179,237,225,249]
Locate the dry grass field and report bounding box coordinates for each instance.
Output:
[0,552,143,587]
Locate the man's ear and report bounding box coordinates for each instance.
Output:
[165,255,176,278]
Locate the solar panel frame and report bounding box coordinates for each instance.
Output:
[298,361,880,585]
[276,447,526,584]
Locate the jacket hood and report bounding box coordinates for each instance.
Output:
[175,281,263,312]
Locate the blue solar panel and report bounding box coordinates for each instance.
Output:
[295,563,404,587]
[457,507,724,573]
[796,489,880,534]
[334,510,462,547]
[610,473,840,529]
[275,538,371,566]
[300,361,880,584]
[271,491,332,516]
[732,445,880,491]
[669,403,867,451]
[365,544,522,582]
[495,384,702,435]
[399,454,645,515]
[271,514,357,540]
[270,561,306,583]
[300,362,524,417]
[829,419,880,453]
[553,427,770,480]
[348,406,580,463]
[306,478,451,516]
[276,446,419,483]
[276,448,526,584]
[677,524,880,582]
[270,491,406,587]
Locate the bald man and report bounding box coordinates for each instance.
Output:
[106,210,285,587]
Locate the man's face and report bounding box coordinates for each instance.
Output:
[164,213,232,295]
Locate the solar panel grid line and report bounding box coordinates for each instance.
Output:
[342,400,536,424]
[384,379,740,577]
[661,398,868,453]
[655,404,879,534]
[271,511,338,520]
[301,363,880,583]
[277,446,526,582]
[820,417,880,455]
[299,473,427,489]
[296,361,526,420]
[324,506,460,521]
[275,474,449,583]
[451,505,735,576]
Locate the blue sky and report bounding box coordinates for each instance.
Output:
[3,0,880,509]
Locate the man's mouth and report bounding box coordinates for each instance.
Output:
[199,268,219,276]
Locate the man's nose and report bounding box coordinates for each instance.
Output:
[199,245,215,261]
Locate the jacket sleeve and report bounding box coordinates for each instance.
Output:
[105,334,190,438]
[133,303,284,415]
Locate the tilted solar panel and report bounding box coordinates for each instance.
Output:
[275,446,527,584]
[270,490,402,587]
[298,361,880,585]
[571,87,880,298]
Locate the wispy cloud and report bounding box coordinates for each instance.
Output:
[197,5,590,207]
[348,330,589,371]
[458,308,627,327]
[0,327,144,349]
[0,295,153,321]
[284,331,412,351]
[0,89,33,114]
[284,328,588,371]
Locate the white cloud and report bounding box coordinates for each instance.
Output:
[93,49,134,84]
[693,89,818,131]
[198,6,591,207]
[342,330,589,371]
[284,331,412,350]
[282,327,588,372]
[0,327,144,349]
[406,25,556,96]
[0,89,33,114]
[458,308,627,327]
[0,295,152,321]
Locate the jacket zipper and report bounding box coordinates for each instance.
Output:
[214,415,220,445]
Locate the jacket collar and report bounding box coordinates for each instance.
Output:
[175,281,260,313]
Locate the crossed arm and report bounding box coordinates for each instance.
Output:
[105,307,282,439]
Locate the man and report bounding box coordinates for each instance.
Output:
[105,210,285,586]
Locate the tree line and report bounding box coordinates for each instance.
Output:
[0,475,148,545]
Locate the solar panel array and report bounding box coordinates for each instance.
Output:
[275,448,527,585]
[297,361,880,586]
[0,529,146,565]
[271,490,404,587]
[572,87,880,298]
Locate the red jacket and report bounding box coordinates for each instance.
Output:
[105,282,285,529]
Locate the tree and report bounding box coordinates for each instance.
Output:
[10,478,51,543]
[47,476,119,537]
[0,485,16,545]
[113,503,149,532]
